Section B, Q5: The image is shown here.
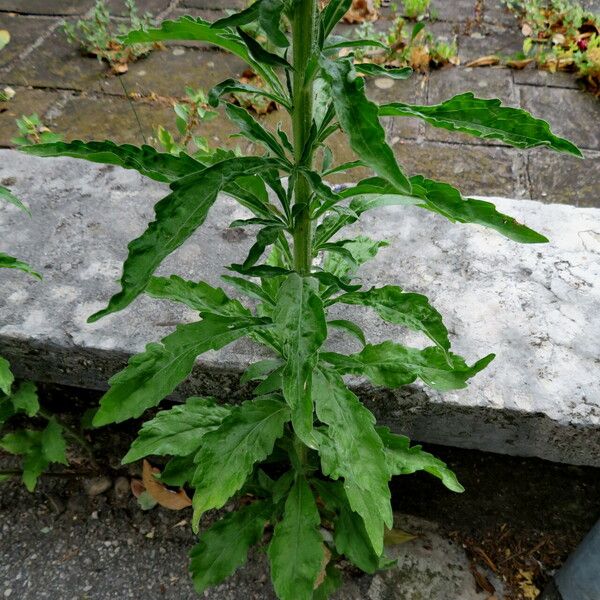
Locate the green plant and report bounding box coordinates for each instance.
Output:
[21,0,581,597]
[401,0,430,19]
[11,114,63,146]
[63,0,157,73]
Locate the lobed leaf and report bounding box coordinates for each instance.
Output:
[191,397,289,528]
[9,381,39,417]
[332,285,450,351]
[322,341,494,391]
[268,475,325,600]
[321,58,411,194]
[273,274,327,445]
[89,156,280,322]
[377,426,464,493]
[190,500,271,594]
[123,397,231,463]
[379,92,582,156]
[93,315,268,427]
[312,367,392,554]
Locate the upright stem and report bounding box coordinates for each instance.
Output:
[291,0,317,275]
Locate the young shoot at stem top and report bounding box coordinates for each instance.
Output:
[19,0,582,598]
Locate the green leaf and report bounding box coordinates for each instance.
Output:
[321,58,411,194]
[236,26,293,70]
[146,275,249,317]
[94,315,268,427]
[160,454,196,487]
[312,367,392,554]
[0,185,30,215]
[268,475,325,600]
[192,397,289,528]
[221,275,276,306]
[89,156,280,322]
[0,253,41,279]
[240,358,283,384]
[225,103,288,161]
[9,381,39,417]
[21,140,203,183]
[313,564,343,600]
[0,398,15,425]
[332,285,450,351]
[190,500,271,594]
[355,64,412,79]
[377,426,464,493]
[41,418,68,464]
[322,341,494,391]
[0,356,14,396]
[258,0,290,48]
[273,274,327,445]
[243,225,286,269]
[327,319,366,346]
[324,37,388,51]
[123,397,230,463]
[410,176,549,243]
[321,0,353,38]
[121,17,283,94]
[379,92,582,156]
[209,78,290,110]
[210,2,259,29]
[322,236,388,280]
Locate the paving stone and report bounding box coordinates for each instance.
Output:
[105,0,173,18]
[3,28,107,91]
[1,150,599,465]
[0,0,95,16]
[390,139,526,197]
[519,85,600,151]
[513,66,581,89]
[0,87,61,146]
[425,66,518,146]
[527,149,600,207]
[0,14,57,68]
[483,0,519,28]
[458,26,523,63]
[429,0,481,23]
[46,93,240,148]
[98,47,248,98]
[179,0,246,10]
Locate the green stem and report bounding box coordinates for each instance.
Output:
[291,0,318,276]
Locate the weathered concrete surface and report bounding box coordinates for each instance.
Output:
[0,150,599,465]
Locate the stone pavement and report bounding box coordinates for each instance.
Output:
[0,0,599,205]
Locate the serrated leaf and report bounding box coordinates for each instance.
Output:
[123,397,230,463]
[379,92,582,156]
[0,356,14,396]
[355,64,412,79]
[312,367,392,554]
[121,17,283,94]
[192,397,289,528]
[221,275,276,306]
[146,275,249,317]
[40,418,68,464]
[240,358,283,384]
[10,381,39,417]
[93,315,268,427]
[0,253,41,279]
[322,236,388,280]
[161,454,196,487]
[21,140,203,183]
[273,274,327,445]
[377,426,464,492]
[0,185,30,215]
[190,500,271,594]
[225,103,288,160]
[332,285,450,351]
[89,157,280,322]
[209,78,290,109]
[322,342,494,391]
[236,26,292,70]
[321,58,411,194]
[268,475,325,600]
[411,176,549,244]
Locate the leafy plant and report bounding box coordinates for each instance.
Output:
[21,0,581,597]
[63,0,158,73]
[506,0,600,96]
[401,0,430,20]
[11,114,63,146]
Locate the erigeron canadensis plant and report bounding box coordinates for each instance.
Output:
[22,0,581,597]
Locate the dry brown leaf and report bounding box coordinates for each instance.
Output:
[142,459,192,510]
[506,58,534,69]
[384,528,416,546]
[344,0,378,24]
[471,564,496,594]
[465,55,501,68]
[517,569,540,600]
[409,46,431,72]
[521,23,533,37]
[313,545,332,589]
[130,478,145,498]
[112,62,129,74]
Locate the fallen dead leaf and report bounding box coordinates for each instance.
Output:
[506,58,534,69]
[142,459,192,510]
[112,62,129,74]
[130,478,145,498]
[384,528,417,546]
[343,0,378,24]
[517,568,540,600]
[465,55,501,68]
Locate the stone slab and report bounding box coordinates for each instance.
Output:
[0,0,95,16]
[0,150,599,466]
[0,14,57,68]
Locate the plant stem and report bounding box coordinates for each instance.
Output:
[291,0,318,276]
